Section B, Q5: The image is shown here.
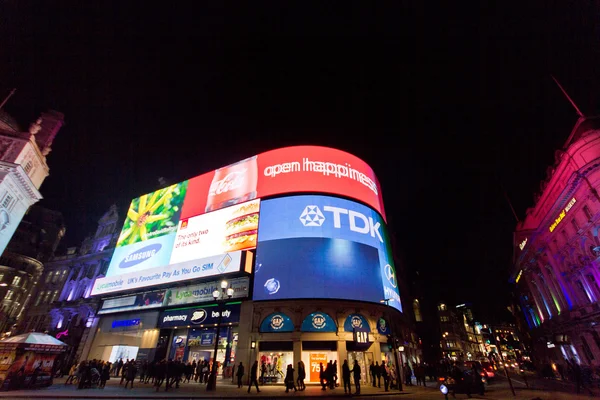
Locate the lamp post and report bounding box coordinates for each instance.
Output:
[380,298,402,391]
[206,280,234,391]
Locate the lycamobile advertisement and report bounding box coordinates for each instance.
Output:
[254,195,402,312]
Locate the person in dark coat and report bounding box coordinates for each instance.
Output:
[154,360,166,392]
[382,363,389,392]
[351,360,361,394]
[236,362,245,388]
[296,361,306,390]
[124,361,137,389]
[375,361,382,387]
[370,361,377,387]
[100,363,110,388]
[284,364,297,393]
[319,362,326,390]
[342,359,352,394]
[247,361,260,393]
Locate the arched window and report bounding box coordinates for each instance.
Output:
[413,299,422,322]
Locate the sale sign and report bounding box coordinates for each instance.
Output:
[309,353,328,383]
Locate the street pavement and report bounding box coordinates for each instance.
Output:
[0,377,597,400]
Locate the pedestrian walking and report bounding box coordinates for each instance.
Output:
[342,359,352,394]
[296,361,306,390]
[124,361,137,389]
[247,361,261,393]
[236,362,245,388]
[284,364,297,393]
[351,360,361,394]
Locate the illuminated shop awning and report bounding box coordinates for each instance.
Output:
[343,314,371,332]
[260,312,294,333]
[301,312,337,332]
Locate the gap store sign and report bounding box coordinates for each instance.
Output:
[254,195,402,311]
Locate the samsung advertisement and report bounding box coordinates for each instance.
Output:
[254,195,402,311]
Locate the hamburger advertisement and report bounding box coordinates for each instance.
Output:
[168,199,260,265]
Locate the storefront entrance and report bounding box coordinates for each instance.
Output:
[347,350,373,385]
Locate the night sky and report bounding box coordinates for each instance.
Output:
[1,1,599,321]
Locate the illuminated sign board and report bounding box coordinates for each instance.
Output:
[93,146,383,296]
[111,318,141,329]
[519,238,527,250]
[254,195,401,312]
[158,303,240,328]
[549,198,576,232]
[91,199,258,295]
[515,270,523,283]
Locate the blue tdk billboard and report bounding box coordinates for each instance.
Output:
[254,195,402,312]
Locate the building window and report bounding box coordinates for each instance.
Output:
[51,271,61,283]
[591,330,600,352]
[561,230,569,244]
[586,275,600,298]
[576,280,592,304]
[5,290,13,300]
[445,341,456,348]
[1,194,13,209]
[440,316,450,322]
[24,161,32,174]
[61,270,68,280]
[438,304,447,311]
[50,290,59,303]
[45,273,52,283]
[584,205,593,221]
[571,219,580,233]
[413,300,423,322]
[0,273,4,282]
[11,276,21,287]
[581,336,595,362]
[42,292,50,304]
[34,292,43,306]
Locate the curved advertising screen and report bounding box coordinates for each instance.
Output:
[92,146,384,296]
[253,195,402,311]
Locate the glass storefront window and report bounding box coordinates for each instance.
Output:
[347,351,373,385]
[258,352,293,383]
[300,351,338,383]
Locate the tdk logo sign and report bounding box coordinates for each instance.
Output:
[119,244,161,269]
[300,205,383,243]
[300,206,325,226]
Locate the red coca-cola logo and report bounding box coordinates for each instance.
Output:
[209,170,247,196]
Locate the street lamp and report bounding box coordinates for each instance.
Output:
[206,280,234,391]
[380,298,402,391]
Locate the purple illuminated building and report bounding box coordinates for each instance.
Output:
[512,115,600,368]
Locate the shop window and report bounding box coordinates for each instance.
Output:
[11,276,21,287]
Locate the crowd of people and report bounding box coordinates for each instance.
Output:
[63,358,219,391]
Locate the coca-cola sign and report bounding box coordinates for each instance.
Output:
[181,146,384,220]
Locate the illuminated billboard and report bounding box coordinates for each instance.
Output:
[179,146,385,221]
[92,146,384,296]
[253,195,402,311]
[90,199,260,295]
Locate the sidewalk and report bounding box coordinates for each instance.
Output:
[1,378,598,399]
[0,377,423,398]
